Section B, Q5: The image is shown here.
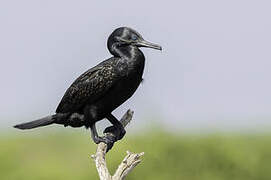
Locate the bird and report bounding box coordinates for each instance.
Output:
[14,27,162,146]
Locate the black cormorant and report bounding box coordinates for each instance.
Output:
[14,27,162,146]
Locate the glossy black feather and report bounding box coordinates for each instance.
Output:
[56,57,128,113]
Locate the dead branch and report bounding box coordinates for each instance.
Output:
[91,110,144,180]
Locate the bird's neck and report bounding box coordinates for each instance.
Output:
[110,44,144,60]
[110,45,145,74]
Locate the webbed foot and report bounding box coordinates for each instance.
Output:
[92,135,115,152]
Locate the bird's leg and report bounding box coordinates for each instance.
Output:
[90,123,115,151]
[104,113,126,141]
[90,123,100,144]
[84,105,101,143]
[90,123,107,144]
[84,106,115,150]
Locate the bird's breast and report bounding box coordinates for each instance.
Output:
[90,56,145,118]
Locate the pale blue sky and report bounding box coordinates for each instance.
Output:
[1,0,271,132]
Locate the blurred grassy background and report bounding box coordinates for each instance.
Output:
[1,129,271,180]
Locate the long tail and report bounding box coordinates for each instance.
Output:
[14,115,56,130]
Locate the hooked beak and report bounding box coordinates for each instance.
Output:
[137,39,162,51]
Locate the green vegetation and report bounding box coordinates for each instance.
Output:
[1,129,271,180]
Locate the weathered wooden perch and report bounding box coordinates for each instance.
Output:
[91,110,144,180]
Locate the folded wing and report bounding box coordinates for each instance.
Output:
[56,58,122,113]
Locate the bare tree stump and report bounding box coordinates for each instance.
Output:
[91,110,144,180]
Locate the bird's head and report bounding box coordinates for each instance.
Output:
[107,27,162,56]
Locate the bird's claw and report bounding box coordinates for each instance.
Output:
[103,126,126,141]
[93,135,115,152]
[101,136,115,152]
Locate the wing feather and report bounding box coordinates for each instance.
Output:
[56,58,124,113]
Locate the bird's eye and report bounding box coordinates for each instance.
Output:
[131,34,137,41]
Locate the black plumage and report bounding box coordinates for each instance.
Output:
[14,27,161,146]
[56,58,121,114]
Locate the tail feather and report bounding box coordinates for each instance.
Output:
[14,115,55,130]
